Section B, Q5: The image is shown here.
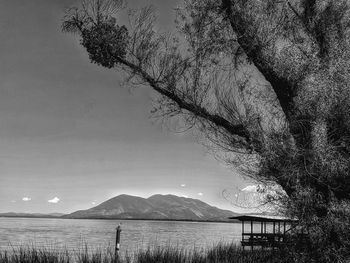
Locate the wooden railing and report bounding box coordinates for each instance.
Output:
[241,233,286,247]
[241,232,309,248]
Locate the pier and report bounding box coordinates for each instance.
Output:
[230,215,300,250]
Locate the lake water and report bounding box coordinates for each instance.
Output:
[0,218,242,253]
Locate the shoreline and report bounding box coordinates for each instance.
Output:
[0,215,239,223]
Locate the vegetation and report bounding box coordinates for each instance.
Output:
[62,0,350,261]
[0,243,294,263]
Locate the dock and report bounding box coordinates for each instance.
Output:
[230,215,302,250]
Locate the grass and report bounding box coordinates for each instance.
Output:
[0,243,291,263]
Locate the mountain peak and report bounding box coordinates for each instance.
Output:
[148,194,185,199]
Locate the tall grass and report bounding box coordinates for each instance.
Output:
[0,243,290,263]
[134,243,285,263]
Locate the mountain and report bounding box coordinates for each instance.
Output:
[0,212,65,218]
[65,194,239,221]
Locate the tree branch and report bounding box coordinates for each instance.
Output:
[221,0,297,120]
[116,57,256,153]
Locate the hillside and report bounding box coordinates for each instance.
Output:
[65,194,238,221]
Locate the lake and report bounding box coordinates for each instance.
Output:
[0,218,242,253]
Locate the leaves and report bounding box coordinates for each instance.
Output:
[81,22,129,68]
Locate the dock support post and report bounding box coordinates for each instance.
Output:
[115,224,122,263]
[251,220,253,251]
[278,221,281,243]
[273,222,275,248]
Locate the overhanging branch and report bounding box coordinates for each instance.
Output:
[117,57,256,153]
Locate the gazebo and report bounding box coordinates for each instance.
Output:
[230,215,299,250]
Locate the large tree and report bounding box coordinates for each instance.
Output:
[63,0,350,261]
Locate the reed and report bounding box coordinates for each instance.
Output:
[0,243,290,263]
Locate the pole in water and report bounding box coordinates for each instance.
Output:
[115,224,122,262]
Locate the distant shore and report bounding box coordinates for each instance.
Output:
[0,214,239,223]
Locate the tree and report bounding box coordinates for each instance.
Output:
[63,0,350,261]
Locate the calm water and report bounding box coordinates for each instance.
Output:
[0,218,242,252]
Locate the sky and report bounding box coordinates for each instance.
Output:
[0,0,254,214]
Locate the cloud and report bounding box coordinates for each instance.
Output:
[241,185,259,193]
[180,184,186,187]
[48,197,60,204]
[22,197,31,202]
[197,192,203,196]
[92,201,96,205]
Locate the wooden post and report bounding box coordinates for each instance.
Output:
[242,220,244,250]
[279,221,282,244]
[273,222,275,248]
[242,221,244,237]
[278,222,280,233]
[251,220,253,251]
[115,224,122,263]
[261,221,264,251]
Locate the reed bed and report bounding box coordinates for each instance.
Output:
[0,243,290,263]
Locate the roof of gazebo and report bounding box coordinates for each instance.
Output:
[229,214,298,223]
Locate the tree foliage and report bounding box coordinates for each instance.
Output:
[63,0,350,261]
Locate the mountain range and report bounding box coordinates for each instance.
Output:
[0,212,65,218]
[64,194,239,221]
[0,194,239,222]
